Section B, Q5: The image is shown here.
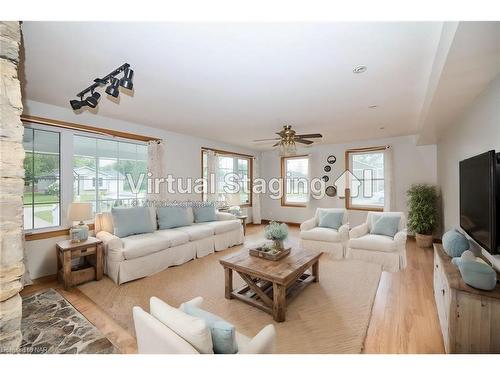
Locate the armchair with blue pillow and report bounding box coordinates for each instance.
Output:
[346,211,408,272]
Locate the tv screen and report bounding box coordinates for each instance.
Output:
[459,150,497,254]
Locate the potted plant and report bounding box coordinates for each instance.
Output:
[407,184,438,248]
[264,221,289,251]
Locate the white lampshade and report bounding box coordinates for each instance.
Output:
[68,202,93,222]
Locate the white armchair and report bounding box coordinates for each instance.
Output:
[133,296,276,354]
[346,211,407,272]
[299,208,349,259]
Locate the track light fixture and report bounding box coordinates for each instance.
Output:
[69,63,134,111]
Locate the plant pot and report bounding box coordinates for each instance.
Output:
[416,233,433,248]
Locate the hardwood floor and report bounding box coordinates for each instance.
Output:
[21,224,444,354]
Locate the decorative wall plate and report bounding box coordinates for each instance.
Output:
[325,185,337,197]
[327,155,336,164]
[324,165,331,172]
[322,175,329,182]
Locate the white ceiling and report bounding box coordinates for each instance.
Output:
[20,22,495,149]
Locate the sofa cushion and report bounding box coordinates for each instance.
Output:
[202,220,241,235]
[122,233,171,260]
[175,225,213,241]
[181,304,238,354]
[193,206,217,223]
[156,229,190,247]
[111,206,155,238]
[150,297,213,354]
[157,206,192,229]
[300,227,342,243]
[349,234,397,252]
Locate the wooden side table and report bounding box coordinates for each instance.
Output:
[56,237,104,290]
[236,215,248,235]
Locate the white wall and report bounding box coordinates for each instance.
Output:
[437,74,500,268]
[23,100,258,279]
[260,135,438,227]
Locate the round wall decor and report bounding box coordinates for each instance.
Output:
[324,165,331,172]
[322,175,329,182]
[327,155,336,164]
[325,185,337,197]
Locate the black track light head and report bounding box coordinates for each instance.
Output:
[85,92,101,108]
[120,68,134,90]
[70,99,87,110]
[105,77,120,98]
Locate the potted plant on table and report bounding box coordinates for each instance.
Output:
[264,221,289,252]
[407,184,438,248]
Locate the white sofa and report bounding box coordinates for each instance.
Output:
[346,211,407,272]
[95,208,244,284]
[133,296,276,354]
[299,208,349,259]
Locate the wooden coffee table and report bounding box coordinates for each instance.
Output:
[220,247,322,322]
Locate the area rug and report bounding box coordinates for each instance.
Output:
[79,249,382,354]
[21,289,118,354]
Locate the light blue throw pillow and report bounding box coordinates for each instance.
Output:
[111,207,155,238]
[193,206,217,223]
[442,229,470,257]
[318,211,344,230]
[181,304,238,354]
[157,206,191,229]
[452,258,497,291]
[370,215,401,238]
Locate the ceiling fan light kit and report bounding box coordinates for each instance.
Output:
[69,63,134,111]
[254,125,323,156]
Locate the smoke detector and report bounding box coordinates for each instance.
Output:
[353,65,367,74]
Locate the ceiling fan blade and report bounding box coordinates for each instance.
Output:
[295,133,323,138]
[272,142,281,147]
[295,139,314,145]
[252,138,281,142]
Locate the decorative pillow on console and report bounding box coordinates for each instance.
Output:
[181,303,238,354]
[111,206,155,238]
[442,229,470,257]
[157,206,192,229]
[193,206,217,223]
[318,211,344,230]
[370,215,401,238]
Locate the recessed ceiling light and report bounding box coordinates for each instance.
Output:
[368,105,378,109]
[379,126,385,130]
[353,65,367,74]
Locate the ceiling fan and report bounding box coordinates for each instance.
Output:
[253,125,323,155]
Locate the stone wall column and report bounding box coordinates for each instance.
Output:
[0,21,25,354]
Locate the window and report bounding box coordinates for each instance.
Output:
[345,147,385,210]
[23,128,61,230]
[201,149,252,206]
[73,135,148,213]
[281,156,309,206]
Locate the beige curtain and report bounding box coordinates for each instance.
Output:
[147,139,167,202]
[252,157,261,224]
[206,150,218,202]
[384,146,394,211]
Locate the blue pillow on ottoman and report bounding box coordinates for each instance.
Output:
[370,215,401,238]
[318,211,344,230]
[181,304,238,354]
[442,229,470,257]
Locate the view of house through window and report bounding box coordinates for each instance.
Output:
[281,156,309,206]
[348,149,385,209]
[201,150,251,206]
[73,135,148,213]
[23,127,61,230]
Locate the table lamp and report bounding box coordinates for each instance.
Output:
[68,202,93,243]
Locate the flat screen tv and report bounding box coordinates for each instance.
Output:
[459,150,498,254]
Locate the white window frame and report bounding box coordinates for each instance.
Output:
[281,155,310,207]
[345,147,385,211]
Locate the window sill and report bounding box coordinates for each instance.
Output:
[346,205,384,212]
[24,223,95,241]
[281,203,308,208]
